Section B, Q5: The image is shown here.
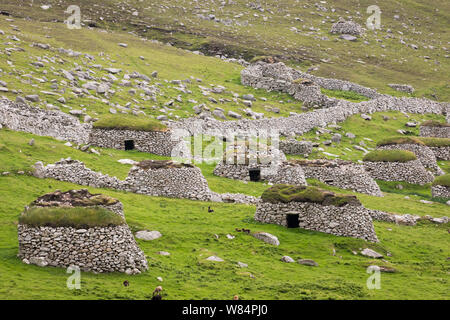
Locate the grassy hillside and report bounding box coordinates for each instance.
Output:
[0,1,449,301]
[1,0,449,100]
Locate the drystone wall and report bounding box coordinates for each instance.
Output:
[169,95,448,138]
[88,128,187,157]
[431,185,450,199]
[0,99,91,144]
[377,144,444,175]
[213,162,307,186]
[295,160,383,196]
[254,202,378,242]
[420,126,450,138]
[18,224,148,274]
[33,159,124,189]
[364,160,434,185]
[33,159,258,204]
[429,147,450,160]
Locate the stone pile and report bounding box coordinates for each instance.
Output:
[419,124,450,139]
[18,190,148,274]
[431,185,450,199]
[279,139,313,156]
[330,19,364,36]
[292,159,383,196]
[388,84,415,94]
[255,192,378,242]
[377,144,444,175]
[364,159,434,185]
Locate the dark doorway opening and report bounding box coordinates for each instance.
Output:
[249,168,261,182]
[125,140,135,151]
[286,213,300,228]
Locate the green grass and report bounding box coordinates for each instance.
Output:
[321,89,370,102]
[363,150,417,163]
[418,137,450,148]
[19,206,125,228]
[93,115,168,132]
[0,129,449,299]
[377,136,425,147]
[261,184,360,207]
[432,174,450,187]
[291,111,446,162]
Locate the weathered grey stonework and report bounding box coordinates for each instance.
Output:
[0,99,91,144]
[18,190,148,274]
[377,144,444,175]
[330,19,364,36]
[420,125,450,138]
[294,159,382,196]
[124,164,212,201]
[364,160,434,185]
[279,139,313,156]
[431,185,450,199]
[429,146,450,160]
[388,84,415,94]
[33,159,258,204]
[88,128,187,157]
[254,202,378,242]
[213,161,307,186]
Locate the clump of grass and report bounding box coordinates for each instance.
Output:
[249,55,276,63]
[261,184,361,207]
[321,88,370,102]
[19,206,125,229]
[421,120,450,127]
[417,137,450,148]
[136,160,193,170]
[93,115,167,132]
[377,136,425,147]
[432,174,450,187]
[363,150,417,162]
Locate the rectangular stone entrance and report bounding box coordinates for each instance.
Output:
[249,168,261,182]
[286,213,300,228]
[124,140,135,151]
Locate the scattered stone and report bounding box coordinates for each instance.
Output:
[252,232,280,246]
[281,256,295,263]
[135,230,162,241]
[361,248,383,259]
[297,259,318,267]
[206,255,224,262]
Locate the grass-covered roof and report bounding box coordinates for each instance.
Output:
[261,184,361,207]
[363,150,417,162]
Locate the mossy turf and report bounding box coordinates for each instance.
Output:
[261,184,360,207]
[363,150,417,163]
[92,115,168,132]
[421,120,450,127]
[19,206,125,229]
[432,174,450,187]
[418,137,450,148]
[377,136,425,147]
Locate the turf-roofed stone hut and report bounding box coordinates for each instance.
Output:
[290,159,382,196]
[254,185,378,242]
[124,160,214,201]
[18,190,148,274]
[213,142,306,185]
[376,136,444,175]
[419,120,450,139]
[418,137,450,161]
[88,115,187,156]
[279,139,313,156]
[431,174,450,199]
[363,150,434,185]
